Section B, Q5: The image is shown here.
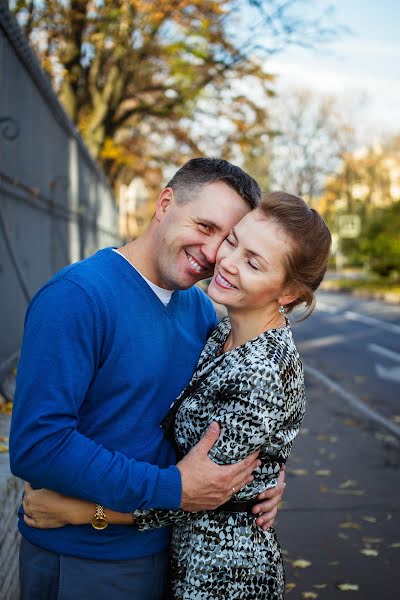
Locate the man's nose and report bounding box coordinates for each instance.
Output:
[201,237,222,266]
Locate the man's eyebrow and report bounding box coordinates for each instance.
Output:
[196,217,223,230]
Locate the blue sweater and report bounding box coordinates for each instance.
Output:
[10,248,218,560]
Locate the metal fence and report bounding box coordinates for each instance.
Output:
[0,4,122,366]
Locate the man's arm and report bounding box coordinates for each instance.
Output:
[10,280,257,513]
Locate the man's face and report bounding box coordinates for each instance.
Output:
[153,181,250,290]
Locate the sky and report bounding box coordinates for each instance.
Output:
[268,0,400,139]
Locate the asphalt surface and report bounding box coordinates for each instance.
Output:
[276,291,400,599]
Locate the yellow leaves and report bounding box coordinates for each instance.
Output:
[339,522,362,530]
[285,582,296,593]
[287,468,308,476]
[302,593,318,599]
[0,435,9,453]
[292,559,312,569]
[336,583,359,591]
[388,542,400,548]
[360,548,379,557]
[315,469,331,477]
[0,401,13,416]
[339,479,358,488]
[361,515,376,523]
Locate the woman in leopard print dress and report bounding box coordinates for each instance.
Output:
[132,313,305,599]
[22,192,331,599]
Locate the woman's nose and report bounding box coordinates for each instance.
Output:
[219,251,239,273]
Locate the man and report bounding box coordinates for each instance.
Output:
[10,158,285,599]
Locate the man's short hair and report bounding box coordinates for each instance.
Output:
[166,158,261,209]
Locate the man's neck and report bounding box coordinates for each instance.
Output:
[119,233,165,289]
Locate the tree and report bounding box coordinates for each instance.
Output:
[11,0,341,189]
[317,136,400,276]
[266,88,356,202]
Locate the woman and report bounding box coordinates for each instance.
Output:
[23,192,331,599]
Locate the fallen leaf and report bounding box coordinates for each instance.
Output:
[285,583,296,593]
[388,542,400,548]
[337,533,349,540]
[374,432,396,444]
[335,489,365,496]
[0,401,13,415]
[339,522,362,530]
[362,537,382,544]
[336,583,359,591]
[292,559,312,569]
[361,515,376,523]
[302,593,318,599]
[0,444,9,453]
[0,436,9,443]
[360,548,379,557]
[339,480,358,488]
[313,584,327,589]
[288,468,308,476]
[315,469,331,477]
[393,415,400,424]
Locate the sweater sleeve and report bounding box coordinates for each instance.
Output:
[9,278,181,512]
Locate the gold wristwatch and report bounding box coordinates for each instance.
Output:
[90,504,108,530]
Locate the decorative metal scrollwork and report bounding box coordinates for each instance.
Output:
[0,117,20,141]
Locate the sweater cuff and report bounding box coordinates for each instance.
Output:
[153,465,182,510]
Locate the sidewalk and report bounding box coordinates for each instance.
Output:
[277,375,400,599]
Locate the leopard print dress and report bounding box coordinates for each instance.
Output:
[133,316,306,599]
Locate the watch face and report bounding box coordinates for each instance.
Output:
[91,517,108,530]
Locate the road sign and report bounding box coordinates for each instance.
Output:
[337,214,361,238]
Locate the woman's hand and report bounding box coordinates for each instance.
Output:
[252,467,286,530]
[22,482,94,528]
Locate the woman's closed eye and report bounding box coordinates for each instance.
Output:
[246,259,260,270]
[224,235,236,247]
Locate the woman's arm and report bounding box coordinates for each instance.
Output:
[22,483,133,528]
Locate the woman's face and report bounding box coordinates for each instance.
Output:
[208,210,293,312]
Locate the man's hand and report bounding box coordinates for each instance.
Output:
[252,468,286,530]
[177,421,261,512]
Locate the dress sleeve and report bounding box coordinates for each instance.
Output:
[132,507,193,530]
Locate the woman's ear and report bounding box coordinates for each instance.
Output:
[155,187,174,221]
[278,286,300,307]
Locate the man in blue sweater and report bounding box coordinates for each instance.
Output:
[10,158,285,599]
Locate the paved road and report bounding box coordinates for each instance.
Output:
[293,290,400,424]
[277,291,400,599]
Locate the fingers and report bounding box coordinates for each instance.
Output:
[195,421,221,454]
[23,514,38,528]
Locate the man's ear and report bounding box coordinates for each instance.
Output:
[155,187,174,222]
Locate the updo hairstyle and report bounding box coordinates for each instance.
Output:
[259,191,332,320]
